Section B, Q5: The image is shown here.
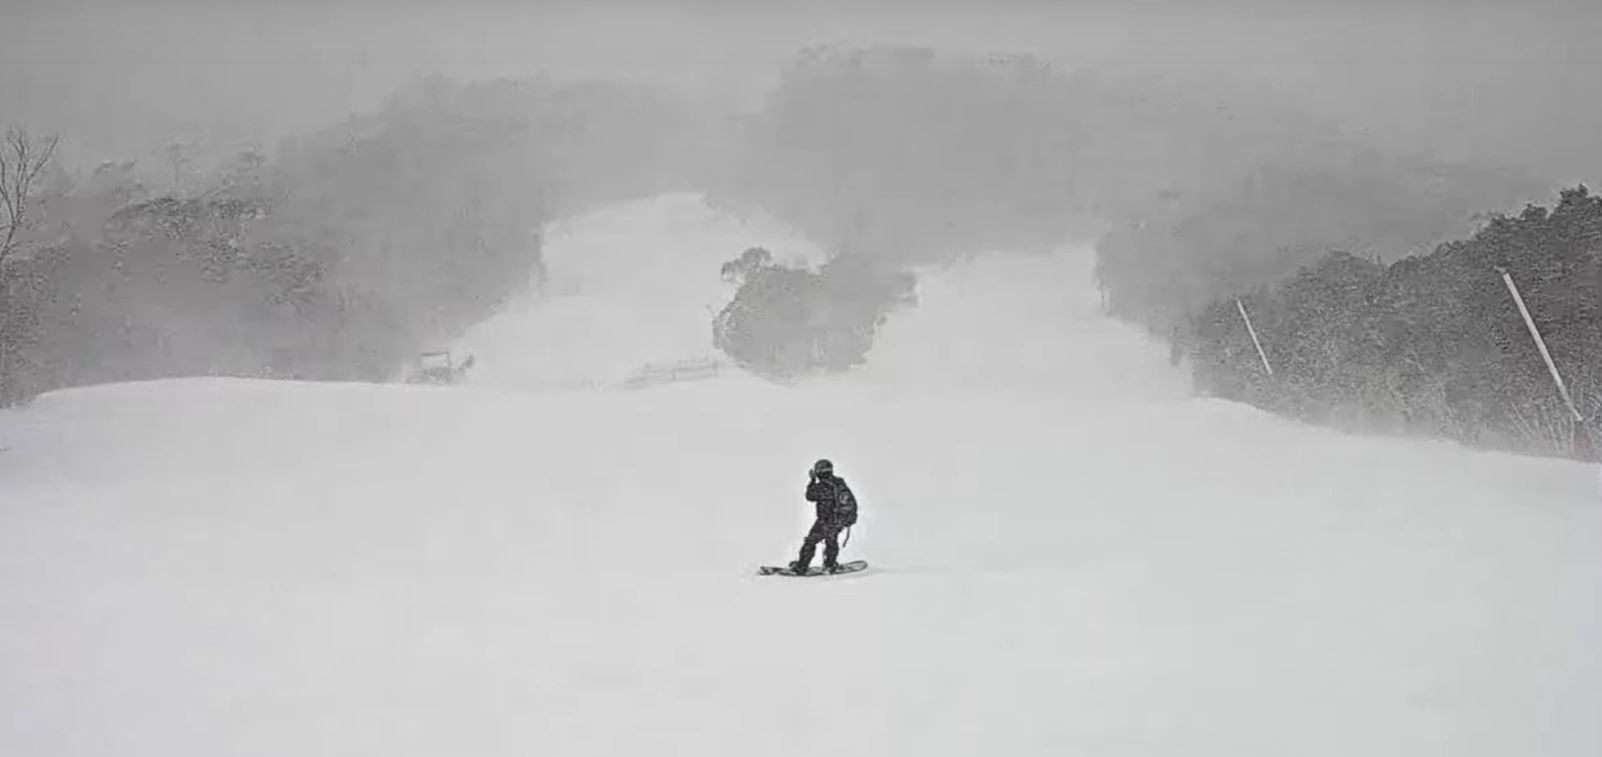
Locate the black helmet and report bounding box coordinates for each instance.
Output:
[811,458,834,476]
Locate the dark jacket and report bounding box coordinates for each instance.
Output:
[806,474,857,525]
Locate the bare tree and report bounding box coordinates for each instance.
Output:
[0,126,61,405]
[0,126,60,266]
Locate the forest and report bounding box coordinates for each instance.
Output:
[0,77,710,402]
[2,45,1595,460]
[1178,187,1599,461]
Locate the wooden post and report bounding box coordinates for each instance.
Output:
[1496,266,1583,422]
[1236,297,1274,377]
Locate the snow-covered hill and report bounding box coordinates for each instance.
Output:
[450,193,828,390]
[1,194,1598,757]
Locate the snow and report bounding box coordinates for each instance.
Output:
[1,193,1599,757]
[452,193,828,390]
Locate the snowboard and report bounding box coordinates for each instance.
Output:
[758,560,868,577]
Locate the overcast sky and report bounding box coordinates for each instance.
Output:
[6,0,1600,184]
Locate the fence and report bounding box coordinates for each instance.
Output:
[621,357,725,389]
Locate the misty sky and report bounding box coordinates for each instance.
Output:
[6,0,1601,184]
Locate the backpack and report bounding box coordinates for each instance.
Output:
[832,478,858,526]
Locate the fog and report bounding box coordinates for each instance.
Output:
[3,0,1599,459]
[8,0,1601,182]
[3,6,1600,754]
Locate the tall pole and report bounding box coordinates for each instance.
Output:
[1236,297,1274,377]
[1496,266,1583,422]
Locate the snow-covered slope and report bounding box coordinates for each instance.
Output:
[451,193,827,390]
[1,194,1598,757]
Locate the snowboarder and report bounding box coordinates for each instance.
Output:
[791,458,858,574]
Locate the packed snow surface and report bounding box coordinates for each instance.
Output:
[2,193,1598,757]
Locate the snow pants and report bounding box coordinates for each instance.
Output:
[796,518,845,569]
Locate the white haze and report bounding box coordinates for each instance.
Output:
[6,1,1602,184]
[3,4,1601,755]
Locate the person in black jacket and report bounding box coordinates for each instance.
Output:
[791,458,858,574]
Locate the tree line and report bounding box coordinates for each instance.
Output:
[1173,186,1600,461]
[0,76,711,405]
[700,45,1407,379]
[4,44,1597,466]
[717,47,1598,460]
